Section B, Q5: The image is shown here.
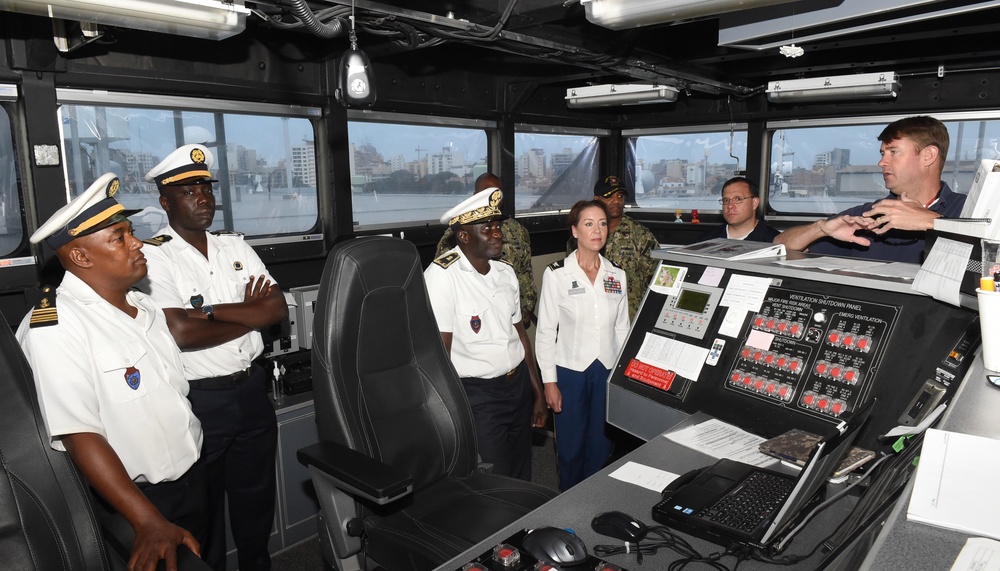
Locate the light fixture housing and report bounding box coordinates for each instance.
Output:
[580,0,797,31]
[566,84,679,108]
[767,72,900,103]
[0,0,249,40]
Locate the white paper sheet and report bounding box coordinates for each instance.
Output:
[911,237,972,306]
[698,266,725,287]
[664,418,778,467]
[907,429,1000,540]
[636,332,709,381]
[720,274,771,312]
[608,461,680,493]
[717,306,747,338]
[950,537,1000,571]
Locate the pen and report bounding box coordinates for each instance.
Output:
[994,271,1000,291]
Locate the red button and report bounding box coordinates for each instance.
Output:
[754,379,765,390]
[789,360,800,371]
[778,322,788,332]
[766,383,776,393]
[741,348,751,359]
[767,319,776,329]
[843,336,854,347]
[816,362,827,374]
[830,367,841,378]
[803,394,814,405]
[791,324,801,336]
[777,357,787,367]
[731,372,741,383]
[743,375,753,386]
[817,398,829,409]
[765,354,775,364]
[828,332,840,343]
[754,316,764,327]
[831,402,844,415]
[844,370,856,383]
[857,338,869,350]
[778,386,789,398]
[753,351,763,361]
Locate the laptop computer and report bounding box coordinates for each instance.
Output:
[652,400,874,550]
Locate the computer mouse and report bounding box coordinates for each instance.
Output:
[591,511,648,543]
[521,526,588,566]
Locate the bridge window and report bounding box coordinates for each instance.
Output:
[0,84,25,260]
[513,126,604,214]
[766,114,1000,215]
[624,125,748,213]
[347,112,491,228]
[57,90,321,240]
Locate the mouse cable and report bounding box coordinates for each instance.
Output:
[594,526,747,570]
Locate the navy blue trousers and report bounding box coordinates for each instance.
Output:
[554,360,613,491]
[188,365,277,571]
[461,361,533,480]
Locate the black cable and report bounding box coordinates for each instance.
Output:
[593,525,751,571]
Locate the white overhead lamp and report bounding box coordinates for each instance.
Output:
[566,84,679,108]
[579,0,798,31]
[0,0,249,40]
[767,72,900,103]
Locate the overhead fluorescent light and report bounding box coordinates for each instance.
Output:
[0,0,248,40]
[580,0,797,31]
[766,72,900,103]
[566,84,679,108]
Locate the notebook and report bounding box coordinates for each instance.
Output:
[652,400,874,549]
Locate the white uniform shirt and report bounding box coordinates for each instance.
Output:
[140,227,271,379]
[16,272,202,484]
[535,251,630,384]
[424,247,524,379]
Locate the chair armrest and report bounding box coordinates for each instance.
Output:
[98,506,211,571]
[297,440,413,505]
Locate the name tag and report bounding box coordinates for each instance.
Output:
[569,287,586,295]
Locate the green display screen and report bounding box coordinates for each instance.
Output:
[676,289,710,313]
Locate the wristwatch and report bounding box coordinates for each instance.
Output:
[202,304,215,321]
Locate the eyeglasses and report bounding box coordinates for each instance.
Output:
[719,196,753,205]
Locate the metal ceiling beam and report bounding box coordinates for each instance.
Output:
[313,0,752,95]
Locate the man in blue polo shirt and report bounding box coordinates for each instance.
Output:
[775,116,966,263]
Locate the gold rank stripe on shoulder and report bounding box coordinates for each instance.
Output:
[547,259,564,271]
[142,235,173,247]
[433,252,459,268]
[211,229,244,237]
[29,287,58,328]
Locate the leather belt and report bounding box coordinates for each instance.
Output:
[189,366,254,390]
[462,362,523,384]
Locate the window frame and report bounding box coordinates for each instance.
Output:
[765,111,1000,218]
[54,88,324,245]
[513,123,610,215]
[0,82,32,268]
[346,110,496,231]
[622,123,750,214]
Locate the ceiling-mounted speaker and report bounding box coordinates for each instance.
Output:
[336,48,376,108]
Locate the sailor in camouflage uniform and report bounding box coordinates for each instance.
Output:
[594,176,660,320]
[436,173,536,326]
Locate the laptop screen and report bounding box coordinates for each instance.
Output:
[761,399,875,545]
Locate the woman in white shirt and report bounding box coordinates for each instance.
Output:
[536,200,630,491]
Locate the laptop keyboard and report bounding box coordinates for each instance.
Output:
[698,471,795,533]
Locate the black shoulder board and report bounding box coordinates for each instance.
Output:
[210,229,244,237]
[607,259,623,270]
[142,235,172,247]
[29,285,58,328]
[547,259,565,271]
[433,252,460,269]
